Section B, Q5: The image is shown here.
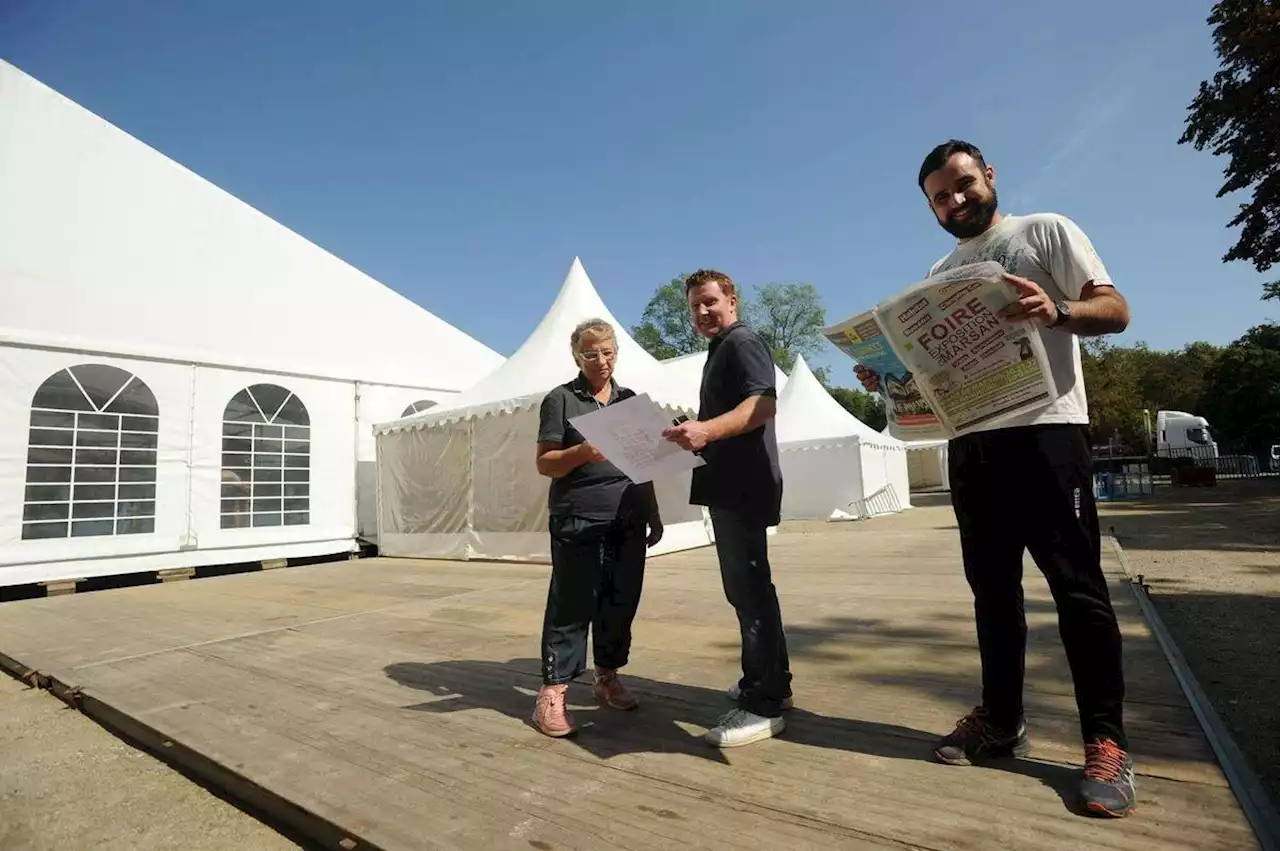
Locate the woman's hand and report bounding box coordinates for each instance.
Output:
[646,516,664,547]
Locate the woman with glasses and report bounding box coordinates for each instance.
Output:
[530,318,664,737]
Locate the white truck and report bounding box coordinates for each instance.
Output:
[1155,410,1219,459]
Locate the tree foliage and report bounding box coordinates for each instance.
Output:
[632,276,827,371]
[751,282,827,373]
[1180,0,1280,298]
[631,276,707,359]
[1081,339,1226,449]
[1201,323,1280,452]
[827,385,888,431]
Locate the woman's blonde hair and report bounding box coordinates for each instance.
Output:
[570,318,616,356]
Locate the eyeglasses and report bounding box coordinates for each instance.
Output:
[580,349,616,362]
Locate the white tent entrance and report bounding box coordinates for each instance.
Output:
[374,258,713,563]
[775,356,910,521]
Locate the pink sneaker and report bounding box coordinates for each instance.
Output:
[532,684,576,737]
[593,668,639,711]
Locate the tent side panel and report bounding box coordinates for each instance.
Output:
[375,420,472,560]
[471,408,548,540]
[779,441,866,520]
[355,383,460,541]
[188,367,356,555]
[0,346,194,581]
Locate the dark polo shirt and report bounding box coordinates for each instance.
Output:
[538,374,643,521]
[689,322,783,526]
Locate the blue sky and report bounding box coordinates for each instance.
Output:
[2,1,1268,384]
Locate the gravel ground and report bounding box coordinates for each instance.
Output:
[0,674,300,851]
[1101,477,1280,808]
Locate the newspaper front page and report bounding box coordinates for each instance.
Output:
[823,261,1058,441]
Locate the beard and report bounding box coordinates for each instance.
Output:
[940,185,998,239]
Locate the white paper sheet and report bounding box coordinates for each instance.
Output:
[568,393,704,484]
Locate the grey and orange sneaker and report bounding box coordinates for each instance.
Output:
[532,684,576,737]
[1080,738,1136,818]
[933,706,1030,765]
[593,668,639,710]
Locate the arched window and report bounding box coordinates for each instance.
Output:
[221,384,310,529]
[400,399,437,418]
[23,364,158,540]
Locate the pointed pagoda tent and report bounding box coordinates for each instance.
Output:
[775,356,911,520]
[660,350,788,406]
[373,258,713,562]
[0,61,503,587]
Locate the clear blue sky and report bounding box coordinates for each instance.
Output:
[3,1,1269,384]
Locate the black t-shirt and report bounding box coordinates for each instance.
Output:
[537,374,643,521]
[689,322,783,526]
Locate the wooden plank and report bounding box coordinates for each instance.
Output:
[0,507,1260,851]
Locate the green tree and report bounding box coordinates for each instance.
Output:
[827,385,888,431]
[1179,0,1280,298]
[1081,339,1225,449]
[1202,323,1280,452]
[633,276,828,375]
[751,282,827,373]
[631,275,707,359]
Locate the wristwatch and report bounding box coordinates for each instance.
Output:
[1050,299,1071,328]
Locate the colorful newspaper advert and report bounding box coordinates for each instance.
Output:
[822,310,944,440]
[823,261,1058,441]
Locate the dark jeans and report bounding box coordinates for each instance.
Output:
[949,424,1127,748]
[710,507,792,718]
[540,513,647,686]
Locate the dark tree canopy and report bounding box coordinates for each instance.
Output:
[1179,0,1280,298]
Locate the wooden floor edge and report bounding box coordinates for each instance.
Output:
[0,656,383,851]
[1105,534,1280,851]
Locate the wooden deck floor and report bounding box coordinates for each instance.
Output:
[0,504,1260,850]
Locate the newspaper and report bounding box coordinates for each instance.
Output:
[823,261,1058,442]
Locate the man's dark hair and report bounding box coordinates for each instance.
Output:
[685,269,736,298]
[917,139,986,194]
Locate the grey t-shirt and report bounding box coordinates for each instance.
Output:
[928,213,1113,430]
[537,374,643,521]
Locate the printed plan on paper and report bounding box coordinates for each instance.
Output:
[568,393,704,484]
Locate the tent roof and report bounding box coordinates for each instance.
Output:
[776,355,901,447]
[660,349,789,397]
[376,258,696,431]
[0,60,502,391]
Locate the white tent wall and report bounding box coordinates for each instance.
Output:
[905,441,950,491]
[375,257,714,564]
[377,404,706,564]
[354,383,461,543]
[778,440,864,520]
[774,356,910,521]
[0,345,378,586]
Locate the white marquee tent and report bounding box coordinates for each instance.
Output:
[884,426,951,492]
[0,61,503,587]
[374,258,714,562]
[775,356,910,520]
[660,349,788,405]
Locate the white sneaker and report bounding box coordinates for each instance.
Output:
[727,683,794,710]
[705,708,785,748]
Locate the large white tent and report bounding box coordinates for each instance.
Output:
[775,356,910,520]
[374,258,713,562]
[660,349,788,406]
[0,61,503,587]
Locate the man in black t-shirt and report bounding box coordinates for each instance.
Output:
[663,269,792,749]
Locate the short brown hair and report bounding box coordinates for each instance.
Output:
[684,269,736,298]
